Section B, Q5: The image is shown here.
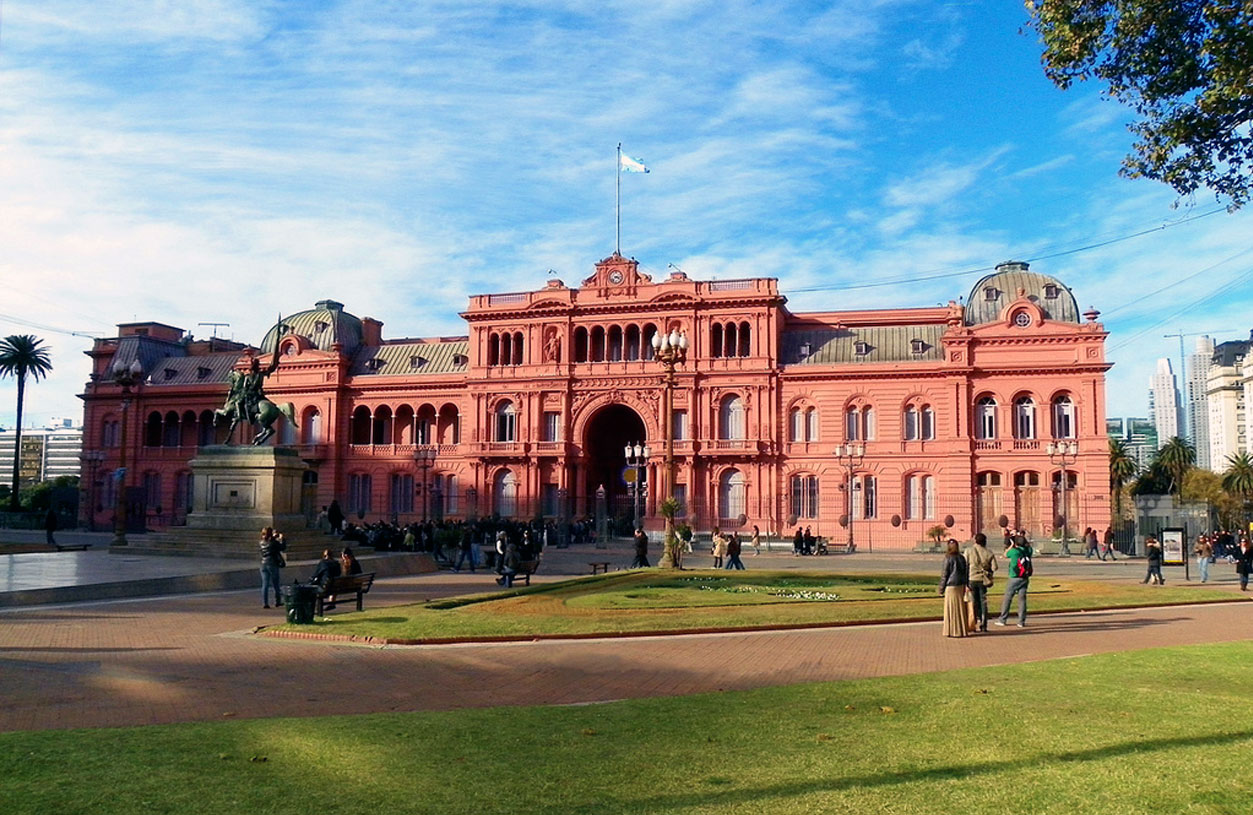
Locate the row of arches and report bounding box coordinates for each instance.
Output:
[976,395,1076,441]
[348,404,461,447]
[787,472,935,522]
[572,323,661,363]
[710,321,752,358]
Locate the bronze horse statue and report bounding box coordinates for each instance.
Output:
[214,367,297,446]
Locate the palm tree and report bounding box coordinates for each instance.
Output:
[1156,436,1196,500]
[1109,437,1137,517]
[1222,451,1253,528]
[0,335,54,511]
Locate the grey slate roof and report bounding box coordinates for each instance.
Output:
[146,353,241,387]
[348,339,470,377]
[965,262,1079,325]
[781,324,946,366]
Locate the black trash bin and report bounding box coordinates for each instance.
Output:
[282,583,319,624]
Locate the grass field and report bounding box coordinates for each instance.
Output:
[267,569,1242,642]
[3,641,1251,814]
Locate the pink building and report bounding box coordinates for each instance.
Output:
[79,256,1110,549]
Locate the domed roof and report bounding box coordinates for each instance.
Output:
[262,299,363,353]
[965,261,1079,325]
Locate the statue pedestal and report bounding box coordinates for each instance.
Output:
[186,445,308,533]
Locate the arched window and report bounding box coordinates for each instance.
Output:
[725,323,738,357]
[495,402,516,442]
[573,326,589,363]
[976,397,997,440]
[174,470,193,514]
[719,395,745,440]
[806,407,819,441]
[608,325,623,361]
[161,411,180,447]
[739,321,751,357]
[789,407,803,442]
[390,472,414,515]
[904,406,919,440]
[350,406,372,445]
[906,474,935,520]
[642,323,658,360]
[845,406,860,441]
[1052,395,1076,439]
[711,323,724,358]
[790,473,819,519]
[625,325,641,361]
[862,407,876,441]
[494,469,518,517]
[590,326,605,362]
[101,416,119,448]
[1014,397,1036,440]
[488,333,500,366]
[921,406,935,440]
[145,412,162,447]
[302,407,322,444]
[197,410,216,446]
[348,473,372,516]
[719,469,746,519]
[513,331,524,365]
[279,414,297,445]
[501,332,513,366]
[143,471,162,511]
[372,405,393,445]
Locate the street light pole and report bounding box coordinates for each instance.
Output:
[834,442,865,551]
[82,450,105,532]
[110,358,145,547]
[413,445,437,523]
[1047,440,1079,554]
[624,442,651,531]
[651,328,687,568]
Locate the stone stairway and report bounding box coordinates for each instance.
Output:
[113,528,358,560]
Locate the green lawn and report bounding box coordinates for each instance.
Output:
[3,641,1252,814]
[268,569,1243,642]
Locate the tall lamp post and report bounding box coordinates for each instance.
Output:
[413,445,437,523]
[1047,440,1079,552]
[110,357,145,547]
[651,328,687,568]
[81,450,105,532]
[624,441,651,531]
[834,442,865,552]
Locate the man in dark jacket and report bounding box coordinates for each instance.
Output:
[631,528,650,568]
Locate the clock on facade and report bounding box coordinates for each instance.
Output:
[608,270,624,285]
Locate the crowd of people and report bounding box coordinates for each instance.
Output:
[938,528,1037,638]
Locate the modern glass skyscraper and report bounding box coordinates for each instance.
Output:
[1186,336,1215,469]
[1149,358,1181,448]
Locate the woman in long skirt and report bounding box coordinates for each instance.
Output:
[939,538,970,638]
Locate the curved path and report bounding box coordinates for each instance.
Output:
[1,567,1249,733]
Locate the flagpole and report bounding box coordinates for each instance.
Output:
[616,143,621,255]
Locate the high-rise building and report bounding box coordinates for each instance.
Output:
[1186,336,1215,469]
[1107,417,1158,472]
[1149,358,1181,448]
[0,426,83,490]
[1207,337,1251,468]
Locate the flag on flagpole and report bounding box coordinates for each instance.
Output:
[619,153,649,173]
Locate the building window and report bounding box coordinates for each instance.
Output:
[910,339,926,354]
[543,412,561,442]
[922,406,935,440]
[174,471,193,514]
[845,407,860,441]
[976,397,997,440]
[854,341,869,356]
[720,396,745,440]
[1044,284,1059,299]
[672,410,689,442]
[790,407,803,442]
[672,484,687,517]
[349,473,373,517]
[984,286,998,301]
[906,474,935,520]
[495,402,516,443]
[143,471,162,512]
[1052,396,1076,439]
[1014,397,1036,439]
[806,407,819,441]
[905,406,919,440]
[862,407,875,440]
[853,474,876,519]
[719,469,746,520]
[391,473,414,515]
[790,474,819,519]
[494,469,517,517]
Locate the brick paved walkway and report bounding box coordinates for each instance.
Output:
[1,568,1249,733]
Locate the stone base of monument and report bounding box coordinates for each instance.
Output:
[113,446,339,560]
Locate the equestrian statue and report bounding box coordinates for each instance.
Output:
[214,316,297,446]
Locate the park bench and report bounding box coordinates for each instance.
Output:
[589,561,611,575]
[54,543,93,552]
[512,559,540,586]
[316,572,375,615]
[826,539,855,554]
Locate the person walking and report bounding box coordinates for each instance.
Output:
[1143,536,1165,585]
[631,527,650,568]
[995,535,1032,628]
[1101,527,1117,560]
[939,538,970,638]
[453,527,476,572]
[1235,538,1253,591]
[259,527,286,609]
[792,527,804,556]
[44,507,58,547]
[725,531,746,570]
[750,525,762,556]
[963,532,998,633]
[711,528,727,568]
[326,499,344,536]
[1194,536,1214,584]
[1084,527,1099,558]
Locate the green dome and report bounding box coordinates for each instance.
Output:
[262,299,363,353]
[965,262,1079,325]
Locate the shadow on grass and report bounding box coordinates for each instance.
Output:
[528,728,1253,813]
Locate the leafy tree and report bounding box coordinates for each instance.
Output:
[0,335,54,511]
[1131,458,1172,496]
[1221,450,1253,526]
[1026,1,1253,208]
[1156,436,1196,498]
[1109,437,1138,516]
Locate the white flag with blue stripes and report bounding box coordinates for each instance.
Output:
[620,153,649,173]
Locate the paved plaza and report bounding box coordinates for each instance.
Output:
[1,535,1250,733]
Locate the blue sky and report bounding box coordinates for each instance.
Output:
[2,0,1252,429]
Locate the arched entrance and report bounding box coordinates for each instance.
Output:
[583,404,647,530]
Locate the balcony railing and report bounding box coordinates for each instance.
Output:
[974,440,1002,451]
[1012,440,1040,451]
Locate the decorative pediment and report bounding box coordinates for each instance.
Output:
[582,253,652,295]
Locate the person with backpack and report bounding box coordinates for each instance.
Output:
[995,534,1033,628]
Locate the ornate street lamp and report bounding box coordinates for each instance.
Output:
[834,442,866,552]
[110,357,145,546]
[1047,440,1079,553]
[81,450,105,532]
[624,441,651,531]
[651,328,687,568]
[413,445,437,523]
